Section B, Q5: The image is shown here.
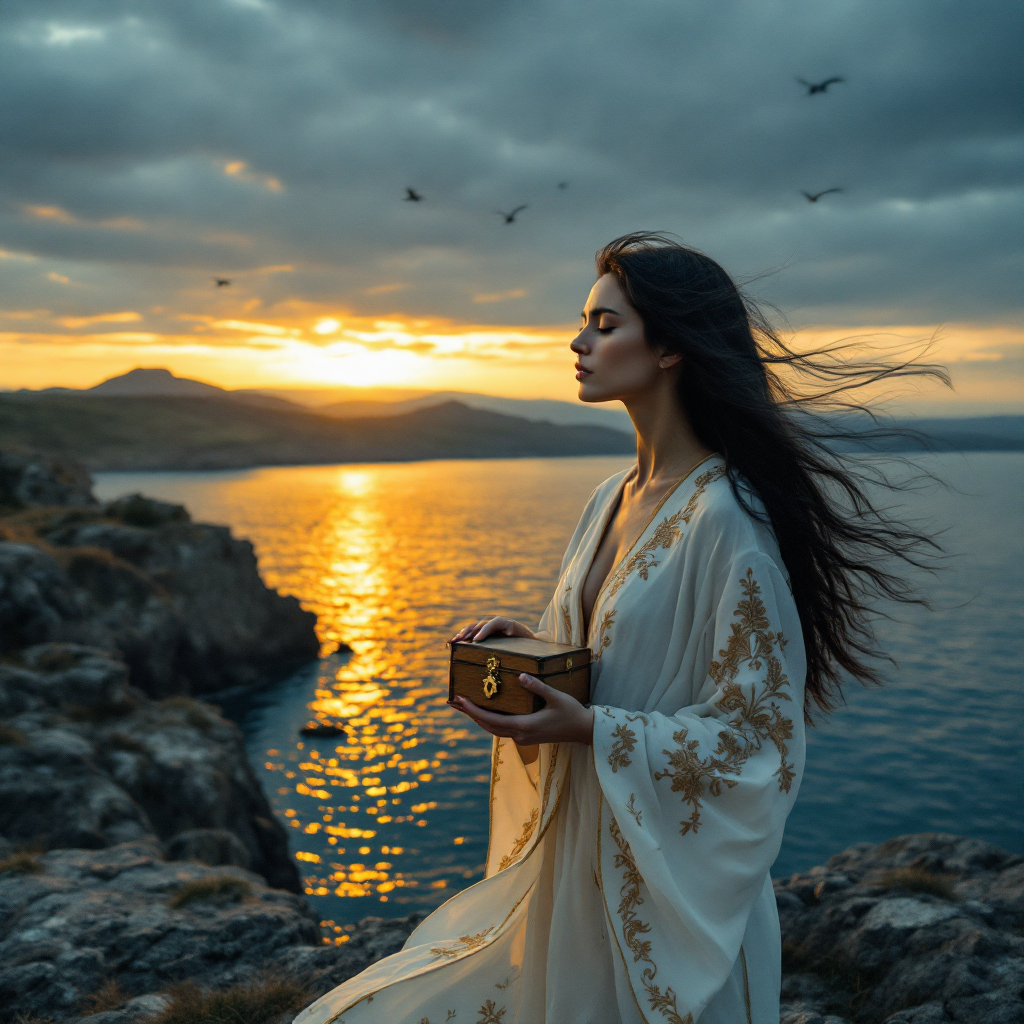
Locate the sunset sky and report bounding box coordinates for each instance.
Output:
[1,1,1021,413]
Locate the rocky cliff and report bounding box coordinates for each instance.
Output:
[0,452,330,1020]
[0,453,320,698]
[1,832,1019,1024]
[0,643,298,891]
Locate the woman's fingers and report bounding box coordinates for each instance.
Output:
[452,616,536,643]
[518,673,561,706]
[451,619,488,642]
[473,617,510,642]
[450,696,518,738]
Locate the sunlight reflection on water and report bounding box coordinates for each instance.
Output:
[97,457,632,927]
[94,452,1023,928]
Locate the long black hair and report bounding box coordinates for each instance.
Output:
[596,231,949,716]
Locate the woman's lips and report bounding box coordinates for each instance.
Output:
[575,363,591,380]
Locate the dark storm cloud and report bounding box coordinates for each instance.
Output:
[0,0,1020,325]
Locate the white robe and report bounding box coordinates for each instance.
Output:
[294,455,806,1024]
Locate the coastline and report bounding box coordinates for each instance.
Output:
[2,451,1021,1023]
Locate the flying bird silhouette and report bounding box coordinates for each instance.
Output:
[557,181,569,189]
[801,189,844,203]
[213,277,231,287]
[496,205,528,223]
[797,76,845,95]
[404,187,423,202]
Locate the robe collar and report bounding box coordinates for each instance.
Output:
[568,453,723,646]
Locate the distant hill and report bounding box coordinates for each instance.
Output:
[4,370,1021,469]
[313,393,637,432]
[0,394,637,471]
[13,368,637,432]
[86,367,226,398]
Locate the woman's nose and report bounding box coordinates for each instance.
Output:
[570,330,589,354]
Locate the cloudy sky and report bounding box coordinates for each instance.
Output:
[1,0,1021,409]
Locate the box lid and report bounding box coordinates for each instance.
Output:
[450,635,591,674]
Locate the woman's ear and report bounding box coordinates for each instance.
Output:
[658,351,683,370]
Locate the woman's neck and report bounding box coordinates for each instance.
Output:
[622,375,714,488]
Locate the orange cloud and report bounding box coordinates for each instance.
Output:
[24,204,144,232]
[221,159,284,193]
[57,312,142,329]
[1,305,1019,414]
[26,205,76,223]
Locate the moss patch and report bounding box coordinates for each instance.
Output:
[79,979,131,1015]
[158,696,222,733]
[168,875,252,908]
[0,852,44,875]
[152,978,310,1024]
[877,866,960,901]
[0,722,27,745]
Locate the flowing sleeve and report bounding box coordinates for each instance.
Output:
[591,548,806,1023]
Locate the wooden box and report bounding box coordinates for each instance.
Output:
[448,636,591,715]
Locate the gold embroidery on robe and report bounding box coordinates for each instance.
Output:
[491,739,502,788]
[498,807,539,870]
[476,1000,506,1023]
[606,466,726,599]
[609,816,694,1024]
[625,792,642,826]
[561,584,573,644]
[655,567,795,834]
[594,608,616,659]
[430,927,494,958]
[607,722,637,772]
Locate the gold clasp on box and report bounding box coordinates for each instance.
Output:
[482,656,501,699]
[566,657,573,670]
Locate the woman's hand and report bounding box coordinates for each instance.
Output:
[451,616,535,644]
[450,674,594,747]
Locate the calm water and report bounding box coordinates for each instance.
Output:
[95,453,1023,930]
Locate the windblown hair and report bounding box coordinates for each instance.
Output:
[596,232,949,716]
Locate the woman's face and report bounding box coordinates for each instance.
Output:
[571,273,679,404]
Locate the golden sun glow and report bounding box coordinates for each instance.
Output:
[0,300,1020,411]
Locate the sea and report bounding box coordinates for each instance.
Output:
[94,452,1024,930]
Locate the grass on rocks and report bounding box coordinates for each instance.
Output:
[877,866,960,901]
[152,978,311,1024]
[782,940,874,1018]
[80,978,130,1015]
[0,852,43,875]
[63,698,138,724]
[169,875,253,908]
[0,722,27,744]
[159,695,222,733]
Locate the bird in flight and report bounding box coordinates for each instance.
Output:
[497,205,528,223]
[797,77,845,95]
[213,277,232,287]
[404,187,423,202]
[801,189,844,203]
[557,181,569,189]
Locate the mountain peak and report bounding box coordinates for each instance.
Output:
[87,368,227,397]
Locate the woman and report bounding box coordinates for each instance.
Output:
[294,233,943,1024]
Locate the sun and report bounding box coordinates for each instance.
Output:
[264,342,424,387]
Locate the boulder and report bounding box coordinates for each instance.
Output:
[0,645,299,892]
[0,451,95,510]
[776,833,1024,1024]
[166,829,252,870]
[0,469,323,698]
[0,841,420,1023]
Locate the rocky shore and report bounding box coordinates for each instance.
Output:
[0,451,321,699]
[1,831,1019,1024]
[1,452,1020,1024]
